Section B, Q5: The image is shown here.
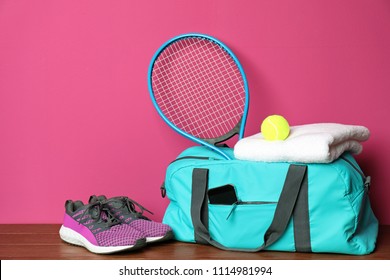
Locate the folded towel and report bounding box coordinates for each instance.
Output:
[234,123,370,163]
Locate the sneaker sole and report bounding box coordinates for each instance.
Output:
[59,225,146,254]
[146,230,174,243]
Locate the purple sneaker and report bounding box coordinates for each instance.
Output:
[59,200,146,254]
[89,195,173,243]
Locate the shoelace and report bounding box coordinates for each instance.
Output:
[79,201,120,227]
[119,197,153,220]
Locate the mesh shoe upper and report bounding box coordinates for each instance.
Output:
[89,195,173,239]
[63,200,145,247]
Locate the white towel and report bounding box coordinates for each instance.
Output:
[234,123,370,163]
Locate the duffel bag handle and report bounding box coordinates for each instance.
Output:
[191,164,308,252]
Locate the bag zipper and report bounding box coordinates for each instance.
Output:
[226,200,277,220]
[339,155,371,191]
[169,156,219,164]
[163,155,370,198]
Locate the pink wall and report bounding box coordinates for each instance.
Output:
[1,0,389,224]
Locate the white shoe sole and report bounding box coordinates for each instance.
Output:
[146,230,174,243]
[59,225,145,254]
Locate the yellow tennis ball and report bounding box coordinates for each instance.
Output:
[261,115,290,141]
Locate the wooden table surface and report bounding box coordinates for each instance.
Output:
[0,224,389,260]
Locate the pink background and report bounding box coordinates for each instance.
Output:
[1,0,389,224]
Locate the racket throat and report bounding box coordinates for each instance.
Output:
[203,117,243,146]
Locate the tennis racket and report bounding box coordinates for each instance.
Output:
[148,33,249,160]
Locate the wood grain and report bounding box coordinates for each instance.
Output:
[0,224,388,260]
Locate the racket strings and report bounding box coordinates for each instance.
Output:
[154,39,242,105]
[154,44,244,120]
[155,75,243,138]
[152,37,245,139]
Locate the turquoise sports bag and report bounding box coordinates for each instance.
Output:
[162,146,378,255]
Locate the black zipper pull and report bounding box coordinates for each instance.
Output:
[364,176,371,192]
[160,182,166,198]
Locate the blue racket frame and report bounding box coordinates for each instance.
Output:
[147,33,249,160]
